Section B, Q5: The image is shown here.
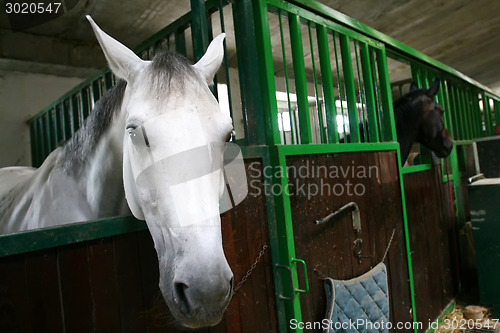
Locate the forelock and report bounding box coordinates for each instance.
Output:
[143,52,203,96]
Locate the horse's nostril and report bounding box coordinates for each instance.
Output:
[174,282,190,315]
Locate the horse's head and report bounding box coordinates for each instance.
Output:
[410,79,453,158]
[88,17,234,328]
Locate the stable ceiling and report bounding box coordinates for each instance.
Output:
[0,0,499,93]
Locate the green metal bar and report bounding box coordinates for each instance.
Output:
[410,63,422,88]
[359,42,380,143]
[395,147,420,333]
[190,0,209,62]
[278,141,399,156]
[473,91,484,138]
[458,87,469,140]
[468,88,477,139]
[375,47,397,142]
[494,99,500,127]
[104,71,114,90]
[30,121,42,167]
[463,86,473,139]
[43,115,52,156]
[370,49,383,137]
[28,121,35,166]
[465,88,477,139]
[271,146,304,332]
[439,80,454,138]
[288,13,313,144]
[253,0,281,146]
[278,11,295,145]
[216,0,235,132]
[54,105,62,146]
[463,87,473,139]
[456,86,465,140]
[483,93,494,136]
[48,108,56,151]
[71,94,79,135]
[448,84,460,139]
[175,28,187,56]
[401,164,432,174]
[60,101,69,143]
[426,301,457,333]
[353,41,368,140]
[291,258,309,293]
[316,26,339,143]
[0,216,147,257]
[232,0,266,145]
[332,32,348,140]
[80,87,89,125]
[307,23,325,143]
[339,34,360,143]
[38,116,46,161]
[453,86,464,140]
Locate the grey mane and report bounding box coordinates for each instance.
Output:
[58,80,127,171]
[57,52,200,171]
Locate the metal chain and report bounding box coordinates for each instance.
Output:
[233,244,268,294]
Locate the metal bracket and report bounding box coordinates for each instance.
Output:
[275,258,310,301]
[315,202,361,233]
[315,202,370,264]
[275,265,294,301]
[292,258,309,294]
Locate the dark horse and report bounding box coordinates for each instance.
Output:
[341,79,453,163]
[394,79,453,162]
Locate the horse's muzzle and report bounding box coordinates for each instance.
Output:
[172,269,233,328]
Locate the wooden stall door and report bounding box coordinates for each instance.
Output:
[286,151,413,332]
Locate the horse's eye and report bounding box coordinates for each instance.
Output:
[128,127,149,147]
[224,129,235,142]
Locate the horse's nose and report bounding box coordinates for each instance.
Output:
[173,273,233,316]
[443,130,454,153]
[172,257,233,326]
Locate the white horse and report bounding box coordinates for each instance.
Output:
[0,16,234,329]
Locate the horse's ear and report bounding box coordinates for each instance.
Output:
[409,82,418,92]
[87,15,147,81]
[428,79,440,97]
[193,33,226,85]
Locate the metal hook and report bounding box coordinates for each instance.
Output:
[353,238,371,264]
[316,202,371,264]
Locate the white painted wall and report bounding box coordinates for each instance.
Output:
[0,71,83,168]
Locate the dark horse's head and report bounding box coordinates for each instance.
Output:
[394,79,453,162]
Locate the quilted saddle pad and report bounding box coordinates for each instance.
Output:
[323,263,389,333]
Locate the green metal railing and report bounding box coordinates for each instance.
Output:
[28,0,240,167]
[258,3,396,147]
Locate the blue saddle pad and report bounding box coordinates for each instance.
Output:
[323,263,389,333]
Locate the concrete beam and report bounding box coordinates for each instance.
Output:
[0,28,105,76]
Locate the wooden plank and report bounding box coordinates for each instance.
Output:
[112,233,147,332]
[380,151,413,331]
[213,211,240,333]
[404,166,460,330]
[87,238,121,332]
[0,254,29,333]
[136,230,168,331]
[58,243,94,332]
[24,249,64,332]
